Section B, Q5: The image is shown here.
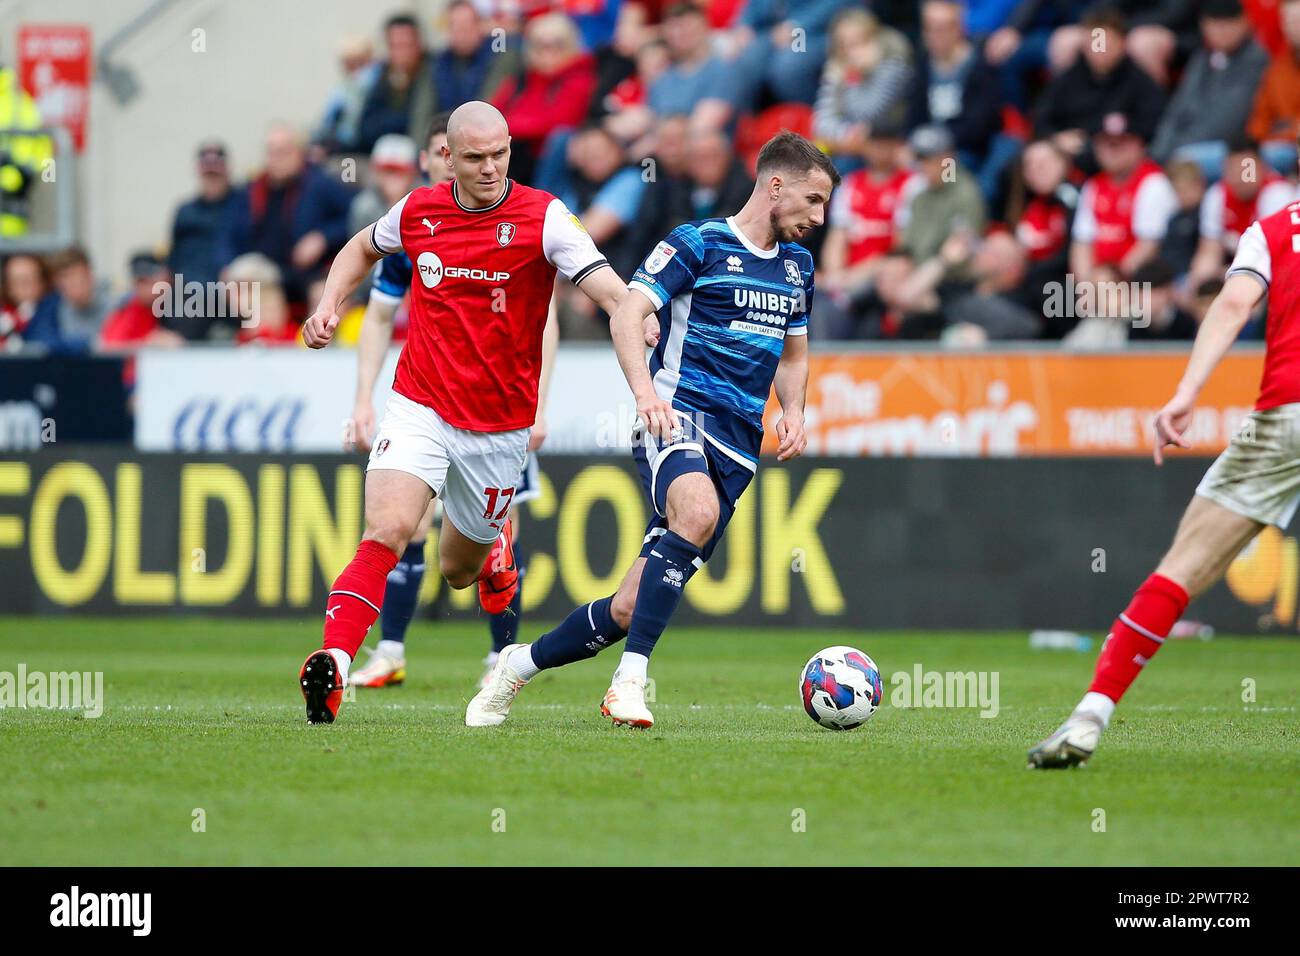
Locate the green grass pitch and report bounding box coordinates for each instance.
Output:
[1,617,1296,866]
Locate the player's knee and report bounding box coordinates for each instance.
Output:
[440,556,478,590]
[672,501,719,545]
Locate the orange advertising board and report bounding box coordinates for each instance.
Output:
[762,350,1265,457]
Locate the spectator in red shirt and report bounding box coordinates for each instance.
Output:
[492,12,597,184]
[1,253,48,350]
[96,252,185,351]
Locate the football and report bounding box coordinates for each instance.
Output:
[800,646,884,730]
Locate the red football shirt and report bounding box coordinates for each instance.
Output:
[830,168,914,265]
[1074,160,1177,267]
[1227,201,1300,410]
[371,178,608,432]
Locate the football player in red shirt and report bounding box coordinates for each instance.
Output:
[1031,182,1300,767]
[296,100,627,723]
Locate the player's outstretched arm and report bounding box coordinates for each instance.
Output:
[1153,272,1264,465]
[302,227,386,349]
[610,286,676,440]
[348,295,397,453]
[773,330,810,462]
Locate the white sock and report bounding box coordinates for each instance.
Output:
[614,652,649,683]
[377,639,405,660]
[325,647,352,685]
[1077,691,1116,727]
[513,644,540,680]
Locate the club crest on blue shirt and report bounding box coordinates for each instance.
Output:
[496,222,516,247]
[645,241,677,275]
[784,259,803,286]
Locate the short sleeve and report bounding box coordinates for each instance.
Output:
[542,198,610,284]
[1226,220,1271,288]
[370,192,410,256]
[628,223,705,309]
[369,254,411,304]
[1199,184,1224,242]
[787,257,814,335]
[1071,181,1097,243]
[829,179,853,229]
[1132,174,1178,241]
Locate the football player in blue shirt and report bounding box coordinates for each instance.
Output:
[468,131,838,728]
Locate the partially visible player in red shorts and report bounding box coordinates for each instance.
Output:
[296,100,627,724]
[1030,184,1300,767]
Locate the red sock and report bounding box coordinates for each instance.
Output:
[322,540,399,659]
[1089,573,1188,703]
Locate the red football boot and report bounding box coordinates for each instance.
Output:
[478,518,518,615]
[299,650,344,724]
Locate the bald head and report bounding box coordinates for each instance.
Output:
[443,101,512,208]
[446,101,508,150]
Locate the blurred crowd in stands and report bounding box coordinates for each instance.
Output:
[3,0,1300,354]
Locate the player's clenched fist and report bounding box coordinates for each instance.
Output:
[776,412,808,461]
[302,307,341,348]
[636,392,678,442]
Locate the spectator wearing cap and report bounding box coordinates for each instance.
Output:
[229,123,353,305]
[1150,0,1270,175]
[723,0,856,107]
[432,1,521,115]
[96,253,184,351]
[315,35,381,154]
[647,3,745,133]
[1189,137,1298,283]
[905,0,1012,204]
[356,14,436,154]
[1070,110,1179,291]
[873,124,986,330]
[225,254,301,347]
[1247,0,1300,174]
[167,140,244,339]
[492,12,597,186]
[21,247,112,355]
[1033,5,1167,170]
[817,120,918,338]
[348,134,420,236]
[812,8,914,172]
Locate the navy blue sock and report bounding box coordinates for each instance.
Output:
[489,546,526,652]
[380,540,426,643]
[625,531,701,659]
[530,596,627,670]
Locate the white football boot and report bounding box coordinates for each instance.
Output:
[1027,709,1106,768]
[465,643,531,727]
[348,644,406,688]
[601,675,654,729]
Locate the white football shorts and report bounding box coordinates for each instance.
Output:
[1196,403,1300,528]
[368,392,530,544]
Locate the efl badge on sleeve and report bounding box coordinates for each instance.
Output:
[497,222,516,247]
[645,241,677,275]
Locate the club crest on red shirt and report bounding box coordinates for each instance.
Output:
[497,222,516,247]
[376,438,390,456]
